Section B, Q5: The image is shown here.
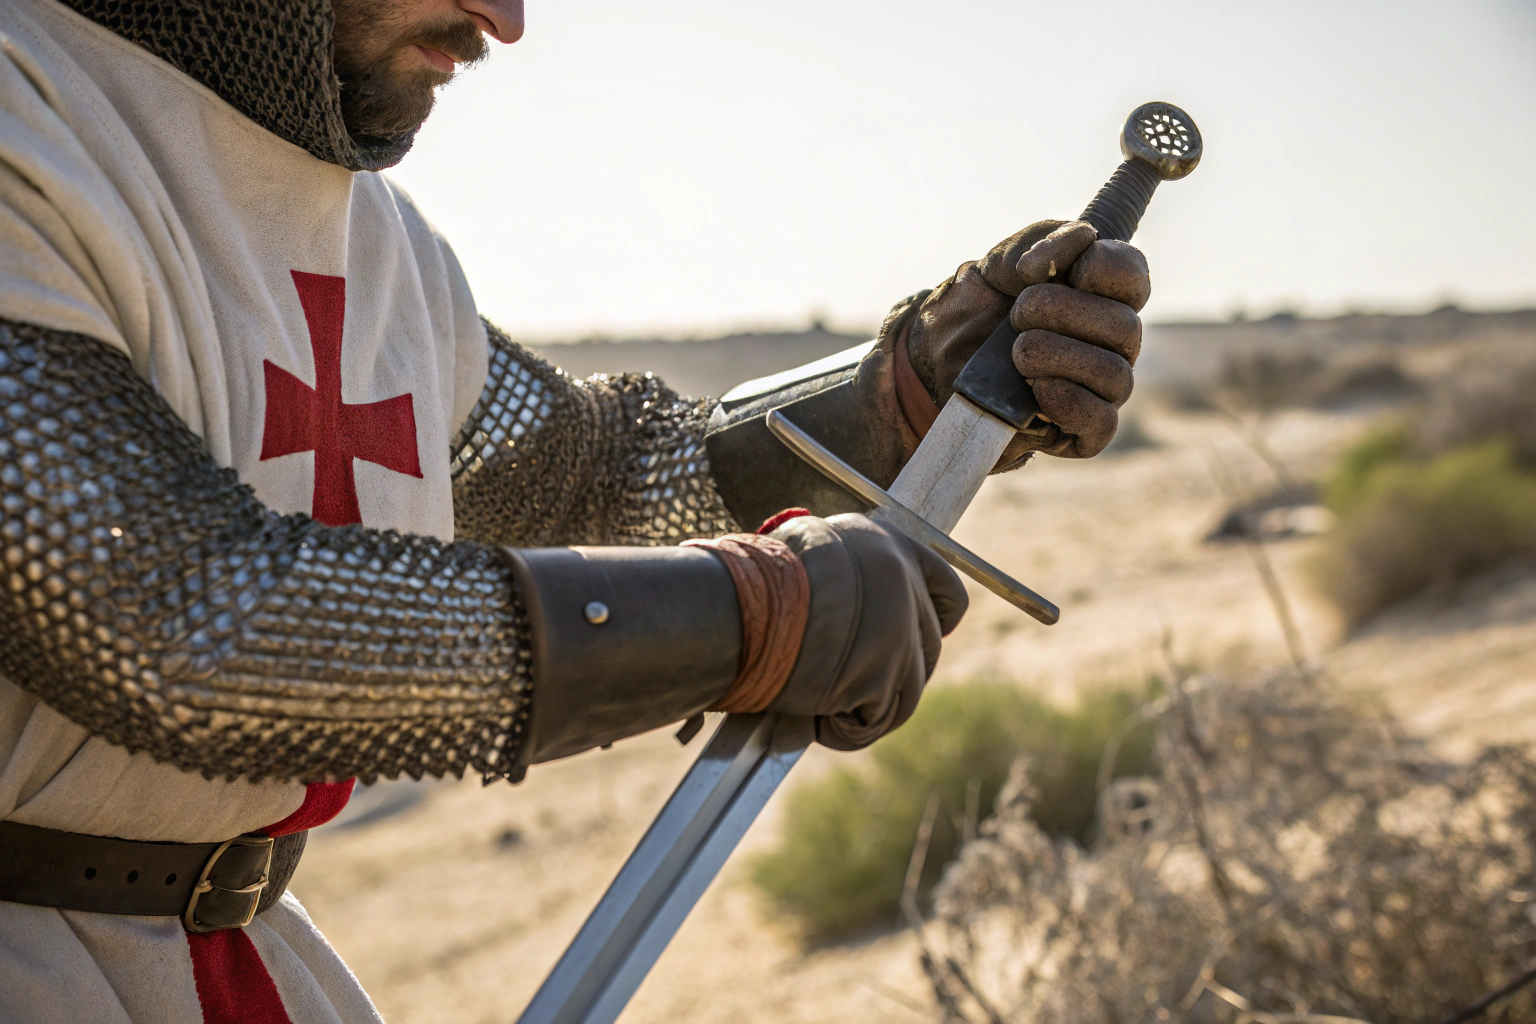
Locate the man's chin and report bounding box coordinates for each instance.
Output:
[332,0,486,139]
[340,61,446,140]
[341,85,439,141]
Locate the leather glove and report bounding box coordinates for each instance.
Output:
[765,513,968,750]
[901,219,1151,467]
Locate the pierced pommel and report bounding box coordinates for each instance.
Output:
[1121,101,1202,180]
[1079,100,1201,242]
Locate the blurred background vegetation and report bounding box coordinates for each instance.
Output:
[1314,430,1536,624]
[749,680,1159,942]
[1308,350,1536,625]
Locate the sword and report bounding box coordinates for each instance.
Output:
[516,101,1202,1024]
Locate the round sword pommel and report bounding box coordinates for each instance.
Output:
[1120,101,1202,180]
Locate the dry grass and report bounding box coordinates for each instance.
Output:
[928,673,1536,1023]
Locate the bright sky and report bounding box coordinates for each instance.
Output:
[390,0,1536,339]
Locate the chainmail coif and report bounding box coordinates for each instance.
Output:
[55,0,412,171]
[0,318,739,783]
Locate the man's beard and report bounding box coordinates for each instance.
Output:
[332,0,488,141]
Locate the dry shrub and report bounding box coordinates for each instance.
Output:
[1218,350,1326,414]
[930,674,1536,1023]
[1311,343,1536,626]
[1313,437,1536,624]
[1415,353,1536,466]
[1310,354,1421,409]
[1216,347,1419,415]
[750,682,1158,943]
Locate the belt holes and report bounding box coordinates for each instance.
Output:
[164,873,177,885]
[84,867,96,880]
[126,870,139,883]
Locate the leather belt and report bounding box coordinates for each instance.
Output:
[0,820,308,932]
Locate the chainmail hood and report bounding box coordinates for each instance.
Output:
[57,0,415,172]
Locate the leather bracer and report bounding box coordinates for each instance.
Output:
[509,545,741,765]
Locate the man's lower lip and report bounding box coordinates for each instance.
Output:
[416,45,456,73]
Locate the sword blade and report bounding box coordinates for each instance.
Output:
[516,713,813,1024]
[886,393,1017,533]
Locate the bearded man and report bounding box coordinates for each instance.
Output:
[0,0,1151,1020]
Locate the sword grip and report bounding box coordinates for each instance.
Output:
[951,150,1155,432]
[1079,157,1162,243]
[952,318,1048,433]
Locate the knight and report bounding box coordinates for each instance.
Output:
[0,1,1151,1020]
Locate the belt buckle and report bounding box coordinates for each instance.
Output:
[183,833,274,933]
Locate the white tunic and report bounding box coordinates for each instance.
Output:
[0,0,491,1019]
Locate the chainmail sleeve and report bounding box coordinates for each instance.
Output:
[0,320,532,785]
[450,322,742,547]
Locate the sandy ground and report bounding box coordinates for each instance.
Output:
[289,403,1536,1023]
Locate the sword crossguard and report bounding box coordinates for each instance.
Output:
[766,410,1059,625]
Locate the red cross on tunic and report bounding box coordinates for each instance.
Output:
[259,270,422,526]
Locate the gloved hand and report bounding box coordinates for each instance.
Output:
[701,220,1149,530]
[510,511,964,764]
[899,220,1150,467]
[765,513,968,750]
